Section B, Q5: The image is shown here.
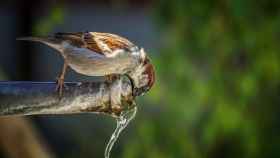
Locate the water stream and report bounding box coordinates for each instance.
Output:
[104,106,138,158]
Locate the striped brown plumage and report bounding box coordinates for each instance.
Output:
[54,32,135,56]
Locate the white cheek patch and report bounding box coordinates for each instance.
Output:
[130,64,149,88]
[140,74,149,86]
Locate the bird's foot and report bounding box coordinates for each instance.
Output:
[105,74,120,83]
[55,77,67,97]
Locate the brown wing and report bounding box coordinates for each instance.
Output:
[54,32,135,56]
[54,32,103,54]
[90,32,135,52]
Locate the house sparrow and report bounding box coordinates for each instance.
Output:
[17,32,155,97]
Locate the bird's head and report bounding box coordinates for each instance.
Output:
[128,48,155,96]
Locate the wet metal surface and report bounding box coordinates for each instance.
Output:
[0,77,134,117]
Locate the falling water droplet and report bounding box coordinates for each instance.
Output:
[104,106,137,158]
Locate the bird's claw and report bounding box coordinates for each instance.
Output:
[55,77,68,97]
[105,75,119,83]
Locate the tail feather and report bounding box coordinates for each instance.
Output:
[17,36,57,43]
[16,37,41,41]
[17,36,62,51]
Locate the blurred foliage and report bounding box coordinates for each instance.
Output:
[22,1,280,158]
[122,0,280,158]
[33,5,65,35]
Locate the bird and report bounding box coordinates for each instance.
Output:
[17,31,155,97]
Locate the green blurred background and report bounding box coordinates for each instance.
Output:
[0,0,280,158]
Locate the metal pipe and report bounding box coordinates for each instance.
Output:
[0,77,135,118]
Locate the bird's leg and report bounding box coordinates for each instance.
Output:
[56,61,68,97]
[105,74,120,83]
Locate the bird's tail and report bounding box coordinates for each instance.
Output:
[17,36,43,42]
[17,36,62,51]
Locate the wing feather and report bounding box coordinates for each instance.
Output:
[54,32,103,55]
[90,32,135,52]
[54,32,135,56]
